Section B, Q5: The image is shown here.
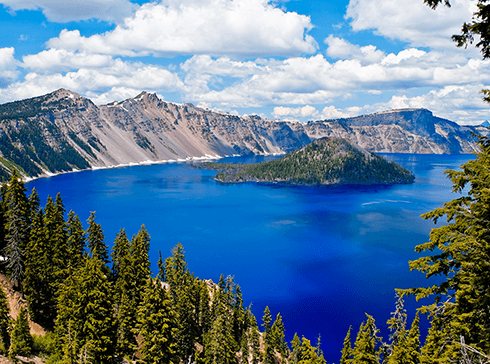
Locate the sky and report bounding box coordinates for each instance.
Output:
[0,0,489,125]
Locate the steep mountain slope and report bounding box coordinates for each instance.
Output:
[206,137,415,186]
[0,89,484,180]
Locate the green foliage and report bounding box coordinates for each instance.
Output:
[9,306,33,358]
[3,170,30,288]
[402,136,490,356]
[0,286,10,355]
[86,212,109,265]
[339,327,352,364]
[351,314,382,364]
[32,332,56,359]
[137,277,178,364]
[204,137,414,186]
[55,256,116,364]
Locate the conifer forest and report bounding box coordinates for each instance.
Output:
[0,137,489,364]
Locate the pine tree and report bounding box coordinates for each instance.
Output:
[3,170,30,288]
[129,225,151,302]
[299,337,320,364]
[23,205,57,329]
[47,194,70,291]
[271,313,288,357]
[387,293,408,354]
[86,212,109,264]
[351,315,380,364]
[112,229,137,359]
[419,313,451,364]
[66,210,86,270]
[262,306,274,362]
[9,306,33,358]
[315,336,326,364]
[55,257,116,363]
[403,135,490,354]
[290,333,301,364]
[198,280,212,340]
[137,277,178,364]
[203,312,237,364]
[157,250,165,281]
[165,243,200,362]
[339,326,352,364]
[232,284,246,347]
[0,286,10,355]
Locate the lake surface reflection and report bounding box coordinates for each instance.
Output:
[26,153,473,361]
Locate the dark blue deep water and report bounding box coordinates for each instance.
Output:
[26,153,473,361]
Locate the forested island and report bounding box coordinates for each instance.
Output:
[200,137,415,186]
[0,136,487,363]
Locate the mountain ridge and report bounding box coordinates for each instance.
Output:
[0,89,485,180]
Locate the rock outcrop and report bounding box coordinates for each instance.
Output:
[0,89,485,179]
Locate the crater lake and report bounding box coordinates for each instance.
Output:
[25,153,472,361]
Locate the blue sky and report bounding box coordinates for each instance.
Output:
[0,0,489,124]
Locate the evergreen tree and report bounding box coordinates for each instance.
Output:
[3,170,30,288]
[232,284,246,348]
[46,194,69,291]
[262,306,274,364]
[249,312,262,364]
[112,229,137,359]
[386,293,408,354]
[157,250,165,281]
[315,336,326,364]
[271,313,288,357]
[299,337,320,364]
[9,306,33,358]
[198,280,212,340]
[388,312,420,364]
[339,326,352,364]
[129,225,151,302]
[0,286,10,355]
[66,210,86,270]
[351,315,380,364]
[403,136,490,355]
[290,333,301,364]
[137,277,178,364]
[419,313,451,364]
[23,205,57,329]
[55,257,116,363]
[165,243,199,361]
[203,312,237,364]
[86,212,109,265]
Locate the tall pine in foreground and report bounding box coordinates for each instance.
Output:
[403,135,490,357]
[137,277,178,364]
[55,256,116,364]
[3,170,30,289]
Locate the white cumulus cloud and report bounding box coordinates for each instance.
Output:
[325,35,385,65]
[0,0,137,23]
[346,0,477,51]
[272,105,319,120]
[46,0,317,58]
[0,47,19,87]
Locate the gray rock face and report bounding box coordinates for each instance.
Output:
[0,89,484,178]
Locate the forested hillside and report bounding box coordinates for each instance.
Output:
[0,136,489,363]
[204,137,415,186]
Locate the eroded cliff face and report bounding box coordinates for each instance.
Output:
[0,89,485,178]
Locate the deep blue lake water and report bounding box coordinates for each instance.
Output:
[25,153,473,361]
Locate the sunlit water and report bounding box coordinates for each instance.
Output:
[26,153,473,361]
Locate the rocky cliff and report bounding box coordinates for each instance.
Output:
[0,89,485,179]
